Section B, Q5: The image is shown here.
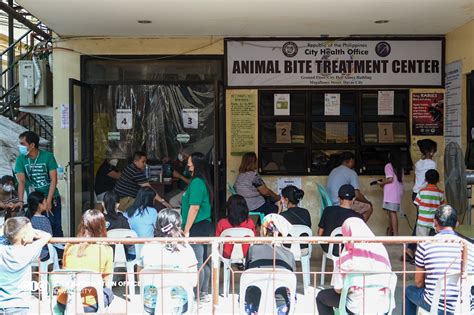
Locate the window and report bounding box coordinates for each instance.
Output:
[258,90,411,175]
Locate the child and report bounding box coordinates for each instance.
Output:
[379,149,404,236]
[414,169,445,236]
[0,217,51,314]
[26,191,53,261]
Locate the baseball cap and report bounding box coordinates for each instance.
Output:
[338,184,355,200]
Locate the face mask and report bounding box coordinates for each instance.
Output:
[18,145,29,156]
[178,153,184,162]
[109,159,118,167]
[2,184,13,192]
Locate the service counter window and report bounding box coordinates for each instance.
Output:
[259,90,411,175]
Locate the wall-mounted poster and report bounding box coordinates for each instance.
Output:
[412,92,444,136]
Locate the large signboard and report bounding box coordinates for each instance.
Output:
[226,38,444,87]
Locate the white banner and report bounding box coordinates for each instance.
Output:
[226,39,443,87]
[444,61,462,146]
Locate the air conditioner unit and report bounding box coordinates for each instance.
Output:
[19,59,52,106]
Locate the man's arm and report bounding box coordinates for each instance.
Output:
[173,170,190,185]
[355,189,372,205]
[414,266,425,288]
[107,170,121,180]
[46,169,58,212]
[139,182,172,208]
[16,173,26,204]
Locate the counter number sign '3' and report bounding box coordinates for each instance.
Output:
[117,109,133,130]
[182,108,198,129]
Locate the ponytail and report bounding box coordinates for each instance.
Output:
[281,185,305,205]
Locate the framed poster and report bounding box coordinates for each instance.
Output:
[412,92,444,136]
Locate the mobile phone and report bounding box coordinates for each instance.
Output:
[370,179,383,186]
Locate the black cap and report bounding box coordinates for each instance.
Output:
[338,184,355,200]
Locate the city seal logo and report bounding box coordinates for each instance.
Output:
[282,42,298,58]
[375,41,391,57]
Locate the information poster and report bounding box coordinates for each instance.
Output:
[276,122,292,143]
[274,94,290,115]
[182,108,199,129]
[378,122,394,143]
[324,93,340,116]
[412,92,444,136]
[230,92,257,155]
[444,61,462,145]
[116,109,133,130]
[378,91,394,115]
[326,122,348,143]
[277,177,302,195]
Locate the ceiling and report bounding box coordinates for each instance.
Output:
[17,0,474,37]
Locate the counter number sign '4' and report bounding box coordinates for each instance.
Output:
[117,109,133,130]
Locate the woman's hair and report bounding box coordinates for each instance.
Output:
[417,139,437,156]
[226,194,249,227]
[154,208,184,252]
[26,191,45,219]
[126,187,156,217]
[388,149,404,183]
[281,185,305,205]
[190,152,213,203]
[102,190,120,217]
[239,152,258,173]
[72,209,108,257]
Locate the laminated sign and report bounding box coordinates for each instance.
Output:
[116,109,133,130]
[182,108,198,129]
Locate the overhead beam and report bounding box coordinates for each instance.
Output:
[0,2,50,39]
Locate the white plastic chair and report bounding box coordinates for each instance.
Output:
[321,226,343,286]
[416,273,461,315]
[335,272,397,315]
[49,270,107,314]
[288,225,312,290]
[140,268,195,314]
[457,273,474,314]
[239,268,297,315]
[219,227,255,297]
[107,229,139,296]
[31,243,60,299]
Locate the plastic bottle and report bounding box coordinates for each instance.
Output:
[57,165,64,180]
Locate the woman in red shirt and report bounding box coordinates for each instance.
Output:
[216,194,256,258]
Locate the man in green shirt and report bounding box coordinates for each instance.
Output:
[14,131,63,237]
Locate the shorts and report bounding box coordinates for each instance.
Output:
[351,200,371,215]
[383,202,400,212]
[118,196,135,211]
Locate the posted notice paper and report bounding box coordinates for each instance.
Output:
[277,177,302,195]
[324,93,340,116]
[378,91,394,115]
[274,94,290,116]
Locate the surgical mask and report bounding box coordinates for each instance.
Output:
[2,184,13,192]
[178,153,184,162]
[109,159,118,167]
[18,145,29,156]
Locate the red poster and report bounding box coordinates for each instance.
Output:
[412,93,444,136]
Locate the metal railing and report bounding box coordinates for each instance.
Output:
[26,236,472,315]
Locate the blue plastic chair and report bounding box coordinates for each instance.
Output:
[316,183,333,215]
[249,212,265,225]
[227,183,237,195]
[334,272,397,315]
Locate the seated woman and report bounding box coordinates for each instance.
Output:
[140,208,197,314]
[124,187,158,238]
[279,185,311,227]
[234,152,280,216]
[244,214,295,315]
[316,217,392,315]
[216,194,256,259]
[102,190,136,261]
[26,191,53,262]
[57,209,114,313]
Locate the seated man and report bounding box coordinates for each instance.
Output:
[405,205,474,315]
[318,184,364,256]
[326,152,373,221]
[94,157,121,202]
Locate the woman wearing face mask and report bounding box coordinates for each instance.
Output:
[0,175,20,219]
[278,185,311,228]
[94,157,121,202]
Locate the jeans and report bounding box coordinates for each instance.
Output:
[244,286,291,315]
[47,196,64,237]
[190,243,210,295]
[316,289,354,315]
[405,285,453,315]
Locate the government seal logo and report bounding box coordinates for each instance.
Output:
[375,41,391,57]
[282,42,298,58]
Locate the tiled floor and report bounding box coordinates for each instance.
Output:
[28,244,415,314]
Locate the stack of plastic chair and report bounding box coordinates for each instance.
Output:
[320,227,343,285]
[140,268,195,314]
[334,272,397,315]
[239,268,297,314]
[31,243,60,299]
[49,270,107,314]
[107,229,140,296]
[219,227,255,296]
[316,183,333,216]
[288,224,313,291]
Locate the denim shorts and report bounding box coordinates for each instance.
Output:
[383,202,400,212]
